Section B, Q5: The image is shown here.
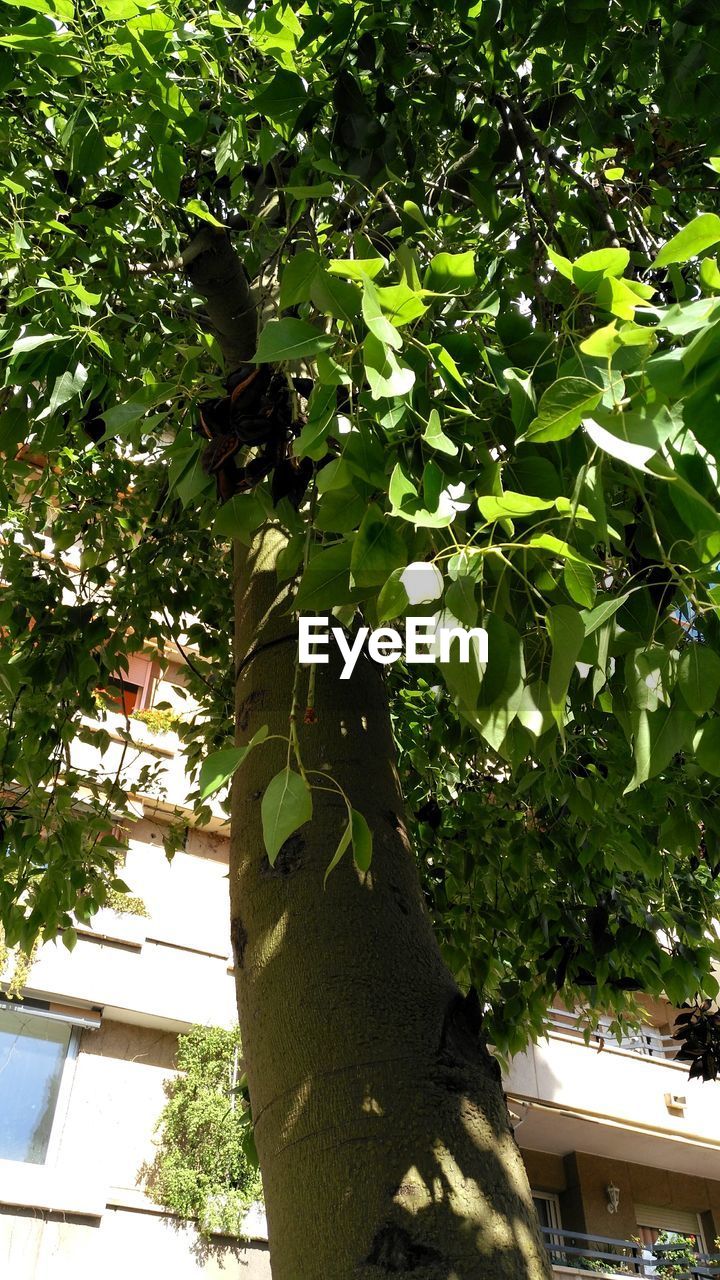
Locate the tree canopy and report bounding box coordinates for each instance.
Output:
[2,0,720,1073]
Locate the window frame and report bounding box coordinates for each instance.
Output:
[634,1205,707,1254]
[0,1000,83,1168]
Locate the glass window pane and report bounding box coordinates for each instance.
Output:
[0,1009,71,1163]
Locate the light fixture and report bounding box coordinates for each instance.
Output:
[606,1183,620,1215]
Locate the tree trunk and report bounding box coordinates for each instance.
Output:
[230,529,552,1280]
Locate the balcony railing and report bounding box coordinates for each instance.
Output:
[547,1008,678,1062]
[542,1226,720,1278]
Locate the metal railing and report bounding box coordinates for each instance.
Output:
[542,1226,720,1278]
[547,1008,678,1062]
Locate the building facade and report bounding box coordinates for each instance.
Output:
[1,653,719,1278]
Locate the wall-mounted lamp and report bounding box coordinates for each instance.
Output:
[606,1183,620,1215]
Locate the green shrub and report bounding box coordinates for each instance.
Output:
[146,1024,262,1237]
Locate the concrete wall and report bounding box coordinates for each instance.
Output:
[0,1206,271,1280]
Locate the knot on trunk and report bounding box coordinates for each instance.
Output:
[365,1223,442,1273]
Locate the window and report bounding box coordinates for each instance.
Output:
[532,1191,561,1233]
[100,655,156,715]
[0,1003,77,1164]
[635,1206,706,1276]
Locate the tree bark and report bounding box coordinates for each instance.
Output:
[230,530,552,1280]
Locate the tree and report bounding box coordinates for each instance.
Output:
[2,0,720,1274]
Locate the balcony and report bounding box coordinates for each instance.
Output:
[542,1227,720,1279]
[547,1008,677,1061]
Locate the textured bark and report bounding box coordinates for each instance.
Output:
[183,227,257,369]
[230,531,553,1280]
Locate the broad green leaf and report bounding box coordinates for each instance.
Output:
[424,249,476,293]
[46,364,88,417]
[388,463,455,527]
[478,493,554,521]
[376,569,410,622]
[199,727,269,799]
[323,811,353,886]
[364,334,415,399]
[351,808,373,871]
[655,214,720,268]
[422,408,457,456]
[626,701,695,792]
[153,143,183,205]
[293,541,369,611]
[504,368,535,432]
[311,272,362,322]
[279,251,320,309]
[350,503,407,587]
[525,378,602,443]
[362,279,402,350]
[547,605,585,731]
[11,331,67,357]
[584,417,656,472]
[328,256,386,282]
[581,594,629,636]
[563,560,596,608]
[572,248,629,290]
[184,199,224,228]
[694,720,720,776]
[254,319,334,362]
[262,769,313,863]
[375,282,428,325]
[678,645,720,716]
[250,70,306,123]
[213,494,266,543]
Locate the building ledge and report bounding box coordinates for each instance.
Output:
[0,1160,105,1218]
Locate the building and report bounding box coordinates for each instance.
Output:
[1,650,719,1278]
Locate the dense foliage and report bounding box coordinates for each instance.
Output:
[146,1024,262,1237]
[2,0,720,1059]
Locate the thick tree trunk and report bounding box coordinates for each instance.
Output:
[230,529,552,1280]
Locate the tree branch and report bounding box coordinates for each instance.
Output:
[182,227,257,371]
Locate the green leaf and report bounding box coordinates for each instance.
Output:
[323,811,353,886]
[280,251,320,309]
[504,368,536,432]
[376,569,410,622]
[525,378,602,443]
[583,418,657,472]
[424,249,476,293]
[572,248,629,290]
[694,720,720,776]
[262,769,313,863]
[362,279,402,350]
[581,594,629,636]
[422,408,457,456]
[654,214,720,268]
[547,605,585,731]
[350,503,406,588]
[250,69,306,123]
[184,199,224,227]
[327,256,386,282]
[62,926,78,952]
[364,334,415,399]
[293,541,368,611]
[11,331,67,357]
[46,364,88,417]
[478,492,555,521]
[213,494,266,544]
[351,808,373,872]
[254,319,334,362]
[199,728,269,799]
[678,645,720,716]
[153,143,183,205]
[563,560,596,608]
[626,701,695,792]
